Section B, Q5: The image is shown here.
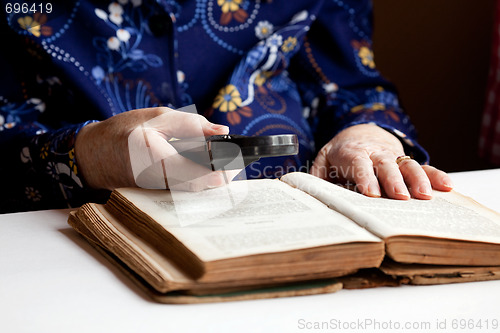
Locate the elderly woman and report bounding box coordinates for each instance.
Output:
[0,0,452,213]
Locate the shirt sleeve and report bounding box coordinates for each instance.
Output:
[291,0,429,163]
[0,22,100,213]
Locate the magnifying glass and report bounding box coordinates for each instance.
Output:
[169,134,299,171]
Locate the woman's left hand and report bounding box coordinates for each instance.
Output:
[310,123,454,200]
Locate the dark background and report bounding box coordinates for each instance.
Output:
[372,0,496,172]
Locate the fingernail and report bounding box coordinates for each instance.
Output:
[418,183,432,196]
[443,177,454,189]
[394,183,410,198]
[211,124,229,132]
[207,173,225,188]
[368,183,381,197]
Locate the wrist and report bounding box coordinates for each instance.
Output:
[75,121,103,189]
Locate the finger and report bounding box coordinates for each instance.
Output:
[165,170,236,192]
[135,151,237,190]
[371,152,410,200]
[163,154,242,191]
[398,159,433,199]
[129,126,209,185]
[185,169,242,192]
[131,121,241,190]
[422,165,454,192]
[350,155,381,197]
[144,110,228,139]
[310,148,331,180]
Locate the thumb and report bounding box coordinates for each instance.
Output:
[310,149,331,180]
[142,110,229,140]
[202,122,230,136]
[143,110,228,139]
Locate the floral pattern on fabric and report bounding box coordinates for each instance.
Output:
[91,1,166,114]
[0,0,428,212]
[17,13,53,37]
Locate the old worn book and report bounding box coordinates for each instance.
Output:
[68,172,500,303]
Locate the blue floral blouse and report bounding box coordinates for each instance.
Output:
[0,0,428,213]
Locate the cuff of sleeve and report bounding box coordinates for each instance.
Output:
[29,120,100,207]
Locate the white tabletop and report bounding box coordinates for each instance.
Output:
[2,169,500,333]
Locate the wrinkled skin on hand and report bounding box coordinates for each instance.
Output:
[75,107,239,191]
[310,124,453,200]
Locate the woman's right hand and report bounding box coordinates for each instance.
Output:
[75,107,238,191]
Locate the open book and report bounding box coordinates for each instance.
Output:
[68,172,500,303]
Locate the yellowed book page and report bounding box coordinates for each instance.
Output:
[115,179,381,262]
[280,172,500,244]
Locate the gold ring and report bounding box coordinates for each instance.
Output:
[395,155,412,165]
